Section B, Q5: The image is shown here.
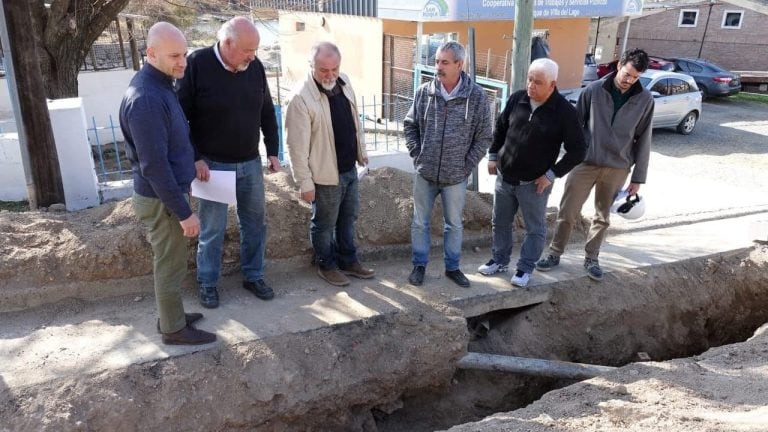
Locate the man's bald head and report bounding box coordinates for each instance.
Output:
[218,16,259,44]
[147,22,186,50]
[146,22,188,79]
[218,16,260,72]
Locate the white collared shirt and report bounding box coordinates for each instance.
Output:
[213,43,236,73]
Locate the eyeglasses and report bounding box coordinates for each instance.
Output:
[619,66,641,81]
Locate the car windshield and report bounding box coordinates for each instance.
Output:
[640,77,652,88]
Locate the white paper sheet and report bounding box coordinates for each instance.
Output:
[357,165,369,179]
[191,170,236,205]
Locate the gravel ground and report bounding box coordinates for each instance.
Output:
[651,97,767,185]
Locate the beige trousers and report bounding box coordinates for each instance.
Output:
[549,164,630,260]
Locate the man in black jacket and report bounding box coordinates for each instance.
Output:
[178,17,279,307]
[478,58,586,287]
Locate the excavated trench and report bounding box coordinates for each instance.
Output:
[3,247,767,431]
[373,246,768,432]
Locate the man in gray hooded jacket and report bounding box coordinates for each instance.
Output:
[404,41,493,288]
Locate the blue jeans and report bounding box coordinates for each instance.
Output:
[196,158,266,287]
[411,174,467,271]
[311,168,360,270]
[491,177,551,274]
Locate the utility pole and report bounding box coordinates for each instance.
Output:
[0,0,65,209]
[620,16,632,55]
[698,1,714,58]
[511,0,534,92]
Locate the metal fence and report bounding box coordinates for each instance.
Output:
[359,96,409,153]
[82,15,148,72]
[88,99,409,182]
[87,115,130,183]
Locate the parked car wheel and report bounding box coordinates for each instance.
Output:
[698,84,709,100]
[677,111,698,135]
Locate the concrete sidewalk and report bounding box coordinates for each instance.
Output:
[1,211,765,391]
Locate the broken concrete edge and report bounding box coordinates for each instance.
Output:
[449,286,551,318]
[0,302,470,431]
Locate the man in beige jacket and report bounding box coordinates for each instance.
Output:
[285,41,374,286]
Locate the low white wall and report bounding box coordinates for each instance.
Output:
[48,98,101,210]
[0,133,26,201]
[0,99,104,209]
[77,69,135,143]
[0,69,135,140]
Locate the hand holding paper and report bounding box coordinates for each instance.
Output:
[191,170,236,205]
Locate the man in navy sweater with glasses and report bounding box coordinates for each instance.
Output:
[178,16,279,308]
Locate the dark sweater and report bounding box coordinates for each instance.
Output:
[489,89,586,183]
[316,78,357,173]
[119,63,195,220]
[177,45,279,163]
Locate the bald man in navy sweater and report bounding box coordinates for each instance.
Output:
[120,22,215,345]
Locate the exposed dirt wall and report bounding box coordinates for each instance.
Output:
[376,246,768,432]
[0,306,468,432]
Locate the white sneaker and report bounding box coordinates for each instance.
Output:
[510,270,531,287]
[478,259,508,276]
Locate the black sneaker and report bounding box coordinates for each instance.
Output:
[243,279,275,300]
[199,286,219,309]
[156,312,204,333]
[535,254,560,272]
[408,266,426,286]
[584,258,604,281]
[445,269,471,288]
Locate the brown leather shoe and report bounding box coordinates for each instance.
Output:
[340,262,375,279]
[317,268,350,286]
[155,312,204,334]
[161,325,216,345]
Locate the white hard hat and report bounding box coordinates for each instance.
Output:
[611,192,646,220]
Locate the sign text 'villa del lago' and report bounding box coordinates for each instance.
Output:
[378,0,644,21]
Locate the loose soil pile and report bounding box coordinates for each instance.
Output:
[0,168,511,289]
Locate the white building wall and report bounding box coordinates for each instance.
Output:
[0,69,135,140]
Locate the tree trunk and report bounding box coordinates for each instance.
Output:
[1,0,65,208]
[31,0,131,99]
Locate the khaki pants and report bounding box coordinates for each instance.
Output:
[549,164,630,260]
[132,193,187,333]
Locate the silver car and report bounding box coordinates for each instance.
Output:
[641,70,702,135]
[565,70,702,135]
